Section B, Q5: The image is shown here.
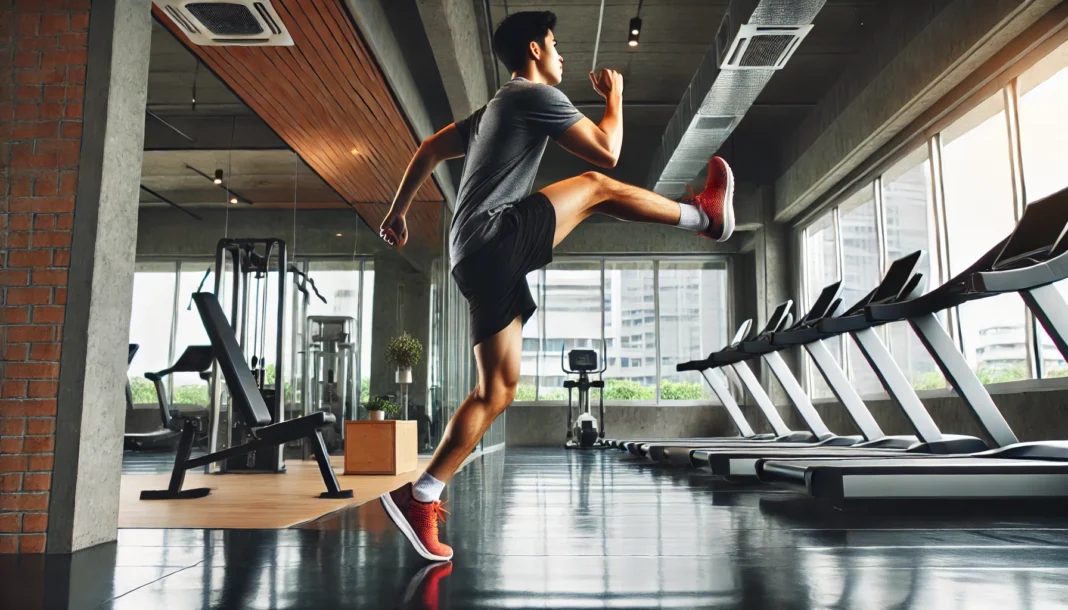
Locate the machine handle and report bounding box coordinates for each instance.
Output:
[185,267,212,310]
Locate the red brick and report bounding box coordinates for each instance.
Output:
[43,49,86,68]
[18,36,58,51]
[4,364,59,381]
[29,344,61,361]
[27,197,74,213]
[7,232,30,249]
[40,14,70,36]
[71,12,89,32]
[33,232,71,248]
[34,179,58,198]
[13,51,39,69]
[0,474,22,493]
[58,172,77,196]
[0,437,24,454]
[17,14,39,36]
[38,101,63,119]
[60,122,81,139]
[67,1,92,11]
[0,269,30,285]
[43,85,65,101]
[1,307,31,324]
[23,437,53,454]
[0,493,49,511]
[68,66,85,85]
[6,326,55,343]
[10,214,32,231]
[0,514,20,533]
[7,287,52,305]
[15,85,41,101]
[17,69,65,85]
[19,534,46,553]
[4,345,28,361]
[55,288,66,305]
[12,121,59,139]
[0,455,28,473]
[55,214,73,230]
[25,417,54,434]
[64,102,81,119]
[1,384,27,400]
[60,33,87,49]
[0,399,57,417]
[10,149,58,170]
[22,513,48,532]
[65,85,84,101]
[32,307,64,324]
[28,454,53,471]
[13,103,37,121]
[0,536,18,554]
[8,249,52,268]
[11,176,33,197]
[32,214,56,230]
[53,250,70,267]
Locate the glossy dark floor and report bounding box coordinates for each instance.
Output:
[6,448,1068,609]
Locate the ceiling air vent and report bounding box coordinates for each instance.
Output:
[152,0,293,46]
[720,24,811,70]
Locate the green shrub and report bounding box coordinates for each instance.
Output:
[386,333,423,369]
[660,379,704,400]
[130,377,157,403]
[912,371,946,391]
[603,379,654,401]
[514,385,536,401]
[976,363,1027,385]
[174,384,209,406]
[366,395,401,418]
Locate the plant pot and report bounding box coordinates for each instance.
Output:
[396,367,413,384]
[368,410,385,421]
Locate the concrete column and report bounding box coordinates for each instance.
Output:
[48,0,151,553]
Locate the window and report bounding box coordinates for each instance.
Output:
[942,92,1030,383]
[539,262,601,400]
[1018,39,1068,378]
[881,146,946,390]
[517,271,542,401]
[803,212,840,399]
[838,185,885,397]
[174,262,215,405]
[658,261,728,401]
[127,263,177,404]
[603,261,655,400]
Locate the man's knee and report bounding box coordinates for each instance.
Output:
[581,171,620,203]
[476,378,518,412]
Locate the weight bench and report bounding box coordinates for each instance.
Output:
[141,292,353,500]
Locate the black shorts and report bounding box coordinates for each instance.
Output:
[452,193,556,347]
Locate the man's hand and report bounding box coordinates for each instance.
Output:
[380,212,408,249]
[589,68,623,102]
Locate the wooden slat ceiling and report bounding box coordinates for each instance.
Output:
[153,1,443,248]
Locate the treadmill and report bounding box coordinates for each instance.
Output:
[615,303,814,458]
[757,186,1068,502]
[689,251,993,476]
[648,283,881,466]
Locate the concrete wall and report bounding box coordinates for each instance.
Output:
[506,405,732,447]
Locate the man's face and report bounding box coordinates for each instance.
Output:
[535,29,564,85]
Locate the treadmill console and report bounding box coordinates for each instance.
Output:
[568,349,598,372]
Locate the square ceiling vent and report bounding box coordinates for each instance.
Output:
[153,1,293,46]
[720,24,812,70]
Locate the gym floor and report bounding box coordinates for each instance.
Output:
[4,448,1068,609]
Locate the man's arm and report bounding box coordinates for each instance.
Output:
[556,69,624,169]
[380,123,465,248]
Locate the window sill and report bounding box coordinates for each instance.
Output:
[809,376,1068,405]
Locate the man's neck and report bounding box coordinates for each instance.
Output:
[512,67,552,86]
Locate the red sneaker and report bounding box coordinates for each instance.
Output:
[403,561,453,608]
[380,483,454,561]
[682,156,735,242]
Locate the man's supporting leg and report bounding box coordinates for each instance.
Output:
[422,315,523,485]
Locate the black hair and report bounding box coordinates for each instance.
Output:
[492,11,557,73]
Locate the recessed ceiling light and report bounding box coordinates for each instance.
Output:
[336,233,343,237]
[350,148,359,155]
[230,197,238,204]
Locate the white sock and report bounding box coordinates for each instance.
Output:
[412,472,445,503]
[677,202,710,233]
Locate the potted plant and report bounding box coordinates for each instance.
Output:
[365,396,401,421]
[386,332,423,384]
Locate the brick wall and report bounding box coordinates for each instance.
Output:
[0,0,89,554]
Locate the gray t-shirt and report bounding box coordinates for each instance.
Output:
[449,77,584,267]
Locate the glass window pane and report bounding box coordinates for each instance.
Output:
[657,261,727,401]
[803,213,839,399]
[942,91,1030,383]
[882,146,946,390]
[838,185,885,397]
[539,262,602,401]
[128,262,177,404]
[602,261,656,401]
[362,263,374,395]
[1018,40,1068,377]
[517,270,541,401]
[174,261,215,406]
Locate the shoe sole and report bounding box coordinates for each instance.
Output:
[714,157,735,242]
[379,493,454,562]
[402,561,451,604]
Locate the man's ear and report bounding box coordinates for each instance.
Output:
[529,40,542,60]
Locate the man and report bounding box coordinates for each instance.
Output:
[378,11,734,561]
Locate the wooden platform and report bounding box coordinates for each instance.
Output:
[118,455,429,529]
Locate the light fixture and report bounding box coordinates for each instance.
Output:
[230,197,238,205]
[350,148,359,155]
[213,169,223,185]
[336,233,343,237]
[628,1,643,47]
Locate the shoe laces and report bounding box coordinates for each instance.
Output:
[431,500,450,525]
[681,184,699,203]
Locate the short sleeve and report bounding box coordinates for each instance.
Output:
[524,85,584,140]
[453,106,486,151]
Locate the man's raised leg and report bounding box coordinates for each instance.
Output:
[541,157,734,247]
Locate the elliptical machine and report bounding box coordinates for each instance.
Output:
[562,344,609,449]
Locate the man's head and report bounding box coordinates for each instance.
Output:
[492,11,563,85]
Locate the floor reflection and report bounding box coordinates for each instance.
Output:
[3,449,1068,609]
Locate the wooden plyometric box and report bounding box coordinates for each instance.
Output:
[344,420,418,475]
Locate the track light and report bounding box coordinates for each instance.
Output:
[628,17,641,47]
[213,169,223,185]
[230,196,238,205]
